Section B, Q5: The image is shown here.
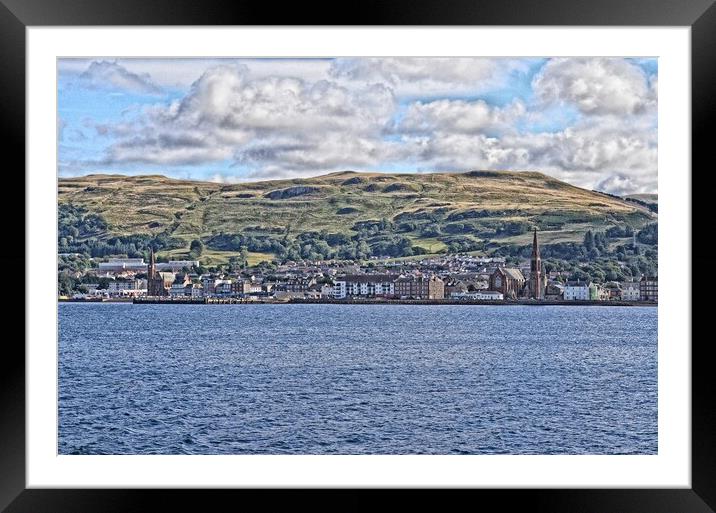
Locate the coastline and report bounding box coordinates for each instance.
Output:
[59,297,657,307]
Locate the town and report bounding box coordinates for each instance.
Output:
[59,229,657,304]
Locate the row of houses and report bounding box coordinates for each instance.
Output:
[562,277,657,302]
[330,271,657,302]
[332,275,446,300]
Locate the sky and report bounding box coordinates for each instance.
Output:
[58,57,657,195]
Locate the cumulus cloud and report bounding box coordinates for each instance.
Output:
[532,58,656,116]
[329,57,532,97]
[100,63,396,172]
[78,60,163,95]
[396,99,526,135]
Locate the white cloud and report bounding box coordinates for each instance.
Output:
[77,61,163,95]
[396,99,526,135]
[100,63,397,171]
[532,58,655,116]
[329,57,533,97]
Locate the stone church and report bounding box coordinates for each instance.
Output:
[489,228,545,300]
[147,249,174,296]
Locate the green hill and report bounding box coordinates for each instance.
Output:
[58,170,656,264]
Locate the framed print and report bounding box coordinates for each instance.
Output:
[3,0,715,510]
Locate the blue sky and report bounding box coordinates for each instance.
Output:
[58,57,657,194]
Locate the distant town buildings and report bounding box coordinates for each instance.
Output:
[489,267,525,299]
[394,275,445,299]
[147,250,173,296]
[621,281,641,301]
[98,258,147,273]
[61,234,657,304]
[564,281,591,301]
[640,276,658,302]
[333,275,395,299]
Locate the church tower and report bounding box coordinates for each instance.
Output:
[147,248,162,296]
[530,228,543,300]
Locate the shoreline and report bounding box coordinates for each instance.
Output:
[59,297,657,307]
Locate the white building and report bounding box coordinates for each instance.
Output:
[107,280,139,293]
[98,258,146,273]
[564,281,591,301]
[333,274,395,299]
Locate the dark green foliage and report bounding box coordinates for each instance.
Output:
[206,227,423,260]
[637,223,658,245]
[58,204,107,240]
[626,197,658,213]
[58,204,183,258]
[59,231,184,258]
[189,239,204,259]
[606,225,635,238]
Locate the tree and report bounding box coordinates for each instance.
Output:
[189,239,204,256]
[583,230,595,252]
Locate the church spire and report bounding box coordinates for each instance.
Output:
[532,227,540,259]
[530,227,542,299]
[149,247,156,275]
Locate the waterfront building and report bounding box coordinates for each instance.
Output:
[232,280,263,296]
[333,274,396,299]
[544,281,564,300]
[394,275,444,299]
[169,273,192,296]
[188,283,204,298]
[107,279,145,296]
[147,250,172,296]
[564,281,591,301]
[489,267,525,299]
[621,281,641,301]
[640,276,658,301]
[213,280,233,296]
[275,278,317,293]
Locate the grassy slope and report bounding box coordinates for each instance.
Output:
[58,171,656,256]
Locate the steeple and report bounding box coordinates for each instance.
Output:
[149,248,156,276]
[530,228,542,299]
[147,247,162,296]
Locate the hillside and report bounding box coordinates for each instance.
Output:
[58,170,656,264]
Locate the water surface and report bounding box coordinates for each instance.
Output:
[59,303,657,454]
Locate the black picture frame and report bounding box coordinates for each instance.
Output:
[2,0,713,510]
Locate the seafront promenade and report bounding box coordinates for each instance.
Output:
[58,296,657,307]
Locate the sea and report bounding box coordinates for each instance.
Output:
[58,303,657,455]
